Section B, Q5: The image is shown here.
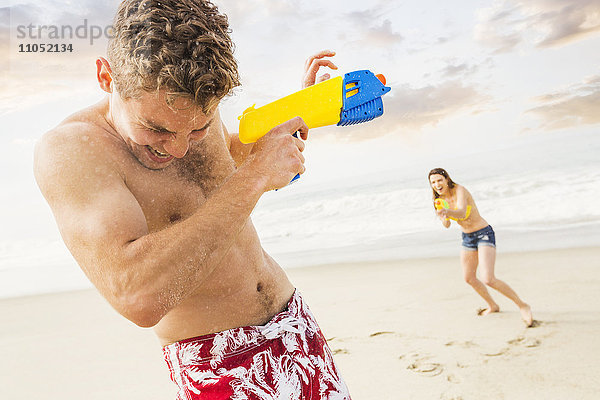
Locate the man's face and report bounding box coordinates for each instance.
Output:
[110,89,216,170]
[429,174,448,195]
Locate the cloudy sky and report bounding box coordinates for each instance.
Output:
[3,0,599,135]
[1,0,599,243]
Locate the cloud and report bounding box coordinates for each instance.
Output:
[385,81,490,129]
[364,19,403,46]
[221,0,320,32]
[440,62,479,79]
[224,1,403,52]
[343,8,403,47]
[475,0,600,53]
[7,0,115,32]
[1,1,116,114]
[526,75,600,130]
[0,72,94,115]
[323,80,491,140]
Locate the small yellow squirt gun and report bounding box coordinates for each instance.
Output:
[238,70,392,184]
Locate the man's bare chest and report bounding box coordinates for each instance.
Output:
[123,170,203,232]
[122,154,236,233]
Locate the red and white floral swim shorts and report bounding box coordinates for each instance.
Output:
[163,290,351,399]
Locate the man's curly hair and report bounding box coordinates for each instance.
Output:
[107,0,240,112]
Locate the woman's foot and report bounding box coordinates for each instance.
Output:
[520,304,534,327]
[476,305,500,316]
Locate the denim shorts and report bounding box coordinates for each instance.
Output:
[462,225,496,251]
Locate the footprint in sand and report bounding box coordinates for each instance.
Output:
[445,340,476,348]
[446,373,461,384]
[508,336,525,345]
[407,361,444,377]
[332,348,349,355]
[523,338,541,348]
[440,392,464,400]
[369,331,397,337]
[507,336,541,348]
[482,347,509,357]
[456,361,469,369]
[405,354,444,377]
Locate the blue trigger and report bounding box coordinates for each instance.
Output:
[290,132,300,184]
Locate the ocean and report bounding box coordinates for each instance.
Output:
[1,128,599,299]
[254,128,600,267]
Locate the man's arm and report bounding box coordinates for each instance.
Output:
[34,118,307,328]
[228,128,254,167]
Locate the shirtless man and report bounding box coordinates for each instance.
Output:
[33,1,350,398]
[428,168,534,327]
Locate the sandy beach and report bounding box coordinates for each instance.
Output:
[1,246,599,399]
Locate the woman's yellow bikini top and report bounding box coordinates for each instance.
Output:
[434,198,472,221]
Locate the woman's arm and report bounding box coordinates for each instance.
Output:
[442,186,470,220]
[435,207,452,228]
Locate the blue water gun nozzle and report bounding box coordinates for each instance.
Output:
[338,70,391,126]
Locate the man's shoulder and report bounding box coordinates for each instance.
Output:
[37,104,123,164]
[34,105,125,193]
[39,105,109,148]
[37,121,91,157]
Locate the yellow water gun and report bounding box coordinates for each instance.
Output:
[238,70,391,185]
[434,198,471,221]
[238,70,391,144]
[434,198,450,211]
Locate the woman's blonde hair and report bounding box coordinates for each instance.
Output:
[107,0,240,112]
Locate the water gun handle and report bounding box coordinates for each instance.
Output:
[289,132,300,184]
[273,132,300,190]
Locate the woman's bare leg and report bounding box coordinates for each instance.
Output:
[461,249,499,314]
[478,246,533,326]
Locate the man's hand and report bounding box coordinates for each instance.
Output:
[243,117,309,191]
[302,50,338,89]
[240,50,336,189]
[230,51,335,163]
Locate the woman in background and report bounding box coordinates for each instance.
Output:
[428,168,533,327]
